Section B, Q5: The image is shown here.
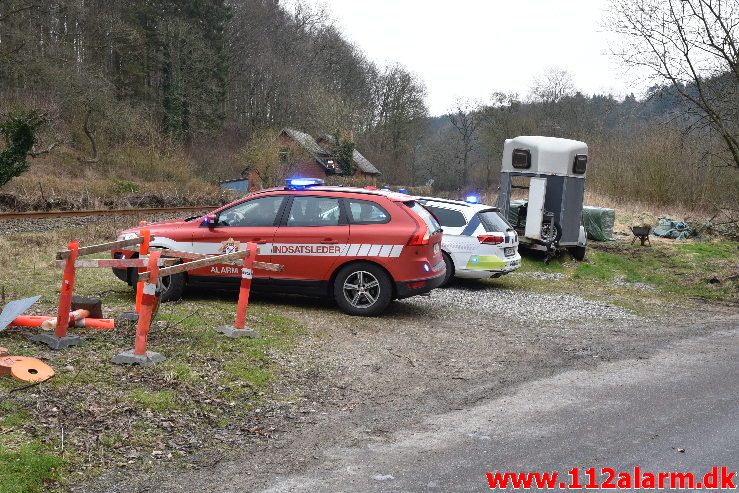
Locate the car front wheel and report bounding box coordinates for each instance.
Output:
[333,262,393,316]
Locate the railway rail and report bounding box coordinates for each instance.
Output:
[0,206,217,221]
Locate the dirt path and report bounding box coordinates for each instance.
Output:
[75,283,738,492]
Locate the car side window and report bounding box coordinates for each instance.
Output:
[426,206,466,228]
[216,196,285,227]
[347,199,389,225]
[286,196,341,227]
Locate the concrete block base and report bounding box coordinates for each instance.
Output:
[30,333,86,350]
[216,325,260,339]
[111,349,166,367]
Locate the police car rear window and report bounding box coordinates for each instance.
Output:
[425,205,466,228]
[404,201,441,232]
[478,209,511,232]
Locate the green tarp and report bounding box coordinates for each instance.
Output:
[507,201,615,241]
[582,206,616,241]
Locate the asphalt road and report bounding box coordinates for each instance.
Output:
[260,326,739,492]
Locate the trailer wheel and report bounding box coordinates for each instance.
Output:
[541,221,562,244]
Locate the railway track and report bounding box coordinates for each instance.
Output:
[0,206,217,221]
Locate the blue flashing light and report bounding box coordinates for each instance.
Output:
[465,194,479,204]
[380,186,392,191]
[470,256,479,263]
[423,263,430,272]
[398,188,408,194]
[287,178,324,189]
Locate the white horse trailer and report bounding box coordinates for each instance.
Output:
[495,136,588,260]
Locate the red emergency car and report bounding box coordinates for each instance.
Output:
[112,179,445,316]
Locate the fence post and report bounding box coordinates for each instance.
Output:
[30,241,87,349]
[217,242,260,338]
[112,250,166,366]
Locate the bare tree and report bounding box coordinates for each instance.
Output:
[448,98,485,188]
[608,0,739,168]
[528,68,576,104]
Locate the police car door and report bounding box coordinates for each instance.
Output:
[187,195,285,280]
[270,195,350,286]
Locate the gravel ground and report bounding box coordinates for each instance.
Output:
[408,282,637,322]
[81,283,737,492]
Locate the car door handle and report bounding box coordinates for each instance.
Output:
[252,239,268,244]
[320,239,339,244]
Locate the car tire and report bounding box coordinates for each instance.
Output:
[333,262,393,316]
[541,221,562,244]
[440,252,454,287]
[130,263,186,302]
[571,245,586,261]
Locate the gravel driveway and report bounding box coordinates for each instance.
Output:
[79,276,737,493]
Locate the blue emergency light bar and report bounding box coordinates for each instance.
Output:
[286,178,324,189]
[398,188,408,194]
[465,194,479,204]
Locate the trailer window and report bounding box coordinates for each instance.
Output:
[512,149,531,169]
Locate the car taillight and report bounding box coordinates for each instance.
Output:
[407,213,430,246]
[478,234,504,245]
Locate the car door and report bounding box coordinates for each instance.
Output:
[270,194,350,286]
[187,194,287,280]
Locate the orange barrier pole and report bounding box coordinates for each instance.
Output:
[11,315,114,329]
[55,241,79,338]
[134,230,151,314]
[234,242,257,330]
[133,251,160,356]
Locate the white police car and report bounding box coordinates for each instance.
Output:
[417,195,521,285]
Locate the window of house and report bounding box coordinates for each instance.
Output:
[279,148,288,162]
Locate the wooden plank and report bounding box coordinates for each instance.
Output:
[55,258,178,269]
[253,261,284,272]
[138,250,251,281]
[150,247,284,271]
[56,236,154,260]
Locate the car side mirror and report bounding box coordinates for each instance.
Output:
[201,213,217,228]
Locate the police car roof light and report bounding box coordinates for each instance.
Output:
[398,188,408,194]
[287,178,324,189]
[465,194,479,204]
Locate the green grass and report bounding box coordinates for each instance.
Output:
[0,443,64,493]
[130,389,177,412]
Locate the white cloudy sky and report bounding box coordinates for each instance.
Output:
[296,0,644,116]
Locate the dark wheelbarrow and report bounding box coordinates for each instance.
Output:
[630,226,652,246]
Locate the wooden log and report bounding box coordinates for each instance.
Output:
[54,258,178,269]
[138,250,250,281]
[56,236,155,260]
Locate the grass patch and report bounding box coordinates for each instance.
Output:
[0,443,64,493]
[130,389,177,412]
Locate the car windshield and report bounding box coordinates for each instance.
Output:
[478,209,512,232]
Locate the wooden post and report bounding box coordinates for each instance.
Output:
[134,250,160,356]
[55,241,79,338]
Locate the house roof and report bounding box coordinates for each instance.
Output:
[280,128,381,176]
[318,133,381,175]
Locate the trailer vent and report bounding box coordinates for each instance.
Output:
[573,154,587,174]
